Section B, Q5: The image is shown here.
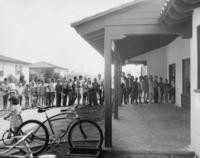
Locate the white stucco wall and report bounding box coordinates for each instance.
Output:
[191,7,200,156]
[129,47,168,79]
[0,62,29,82]
[166,37,190,107]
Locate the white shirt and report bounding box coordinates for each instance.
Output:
[10,104,22,128]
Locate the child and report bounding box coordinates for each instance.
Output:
[4,95,23,133]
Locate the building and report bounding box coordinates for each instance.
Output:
[71,0,200,156]
[0,54,30,82]
[30,61,69,80]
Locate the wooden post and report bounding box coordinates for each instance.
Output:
[104,34,112,147]
[117,59,122,108]
[114,56,118,119]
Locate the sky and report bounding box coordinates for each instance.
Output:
[0,0,136,75]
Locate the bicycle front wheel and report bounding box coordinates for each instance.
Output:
[68,119,103,149]
[2,130,15,146]
[17,120,49,156]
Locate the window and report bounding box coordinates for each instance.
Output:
[198,25,200,89]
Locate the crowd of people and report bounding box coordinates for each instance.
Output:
[0,72,176,110]
[0,74,104,110]
[121,73,175,105]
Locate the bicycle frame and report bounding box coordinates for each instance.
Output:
[0,131,34,158]
[42,109,79,142]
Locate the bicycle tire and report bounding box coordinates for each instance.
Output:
[16,120,49,156]
[2,130,15,146]
[68,119,103,149]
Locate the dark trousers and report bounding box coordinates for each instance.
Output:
[121,88,127,104]
[3,94,9,109]
[154,88,158,103]
[63,93,68,106]
[51,92,55,106]
[68,91,73,106]
[89,90,97,105]
[46,92,51,106]
[56,93,61,107]
[25,96,29,108]
[98,89,103,105]
[18,95,23,105]
[126,87,132,103]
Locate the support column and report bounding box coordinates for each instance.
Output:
[114,56,119,119]
[104,34,112,147]
[117,59,122,107]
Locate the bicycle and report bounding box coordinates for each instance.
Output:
[1,127,16,146]
[18,105,104,153]
[16,119,49,157]
[0,130,34,158]
[0,127,55,158]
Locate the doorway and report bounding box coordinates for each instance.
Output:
[181,58,190,109]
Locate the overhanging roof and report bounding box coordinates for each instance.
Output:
[71,0,181,60]
[160,0,200,28]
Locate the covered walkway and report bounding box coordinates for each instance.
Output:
[112,103,190,152]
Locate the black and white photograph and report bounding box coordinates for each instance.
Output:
[0,0,199,157]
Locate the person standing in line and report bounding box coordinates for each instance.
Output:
[36,80,41,105]
[1,78,9,109]
[40,80,46,106]
[30,81,37,107]
[55,79,62,107]
[92,78,99,105]
[148,75,154,104]
[62,77,68,106]
[97,74,104,105]
[164,79,170,103]
[153,76,159,103]
[16,83,24,106]
[72,77,78,105]
[132,77,139,104]
[121,76,127,104]
[138,76,143,104]
[87,78,93,106]
[68,79,73,106]
[77,76,84,105]
[159,77,164,103]
[46,79,51,107]
[171,79,175,104]
[24,84,30,108]
[82,77,88,105]
[126,74,132,104]
[50,79,56,106]
[143,76,149,103]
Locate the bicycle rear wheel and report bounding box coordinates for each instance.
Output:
[17,120,49,156]
[68,119,103,149]
[2,130,15,146]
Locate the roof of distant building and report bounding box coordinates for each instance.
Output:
[0,54,30,65]
[30,61,68,70]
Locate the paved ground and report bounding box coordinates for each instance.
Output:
[112,103,191,152]
[0,103,192,157]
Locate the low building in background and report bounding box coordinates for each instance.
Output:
[0,55,30,83]
[30,61,69,81]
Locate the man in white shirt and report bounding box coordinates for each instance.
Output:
[97,74,104,105]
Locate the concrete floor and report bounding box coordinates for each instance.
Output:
[112,103,191,152]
